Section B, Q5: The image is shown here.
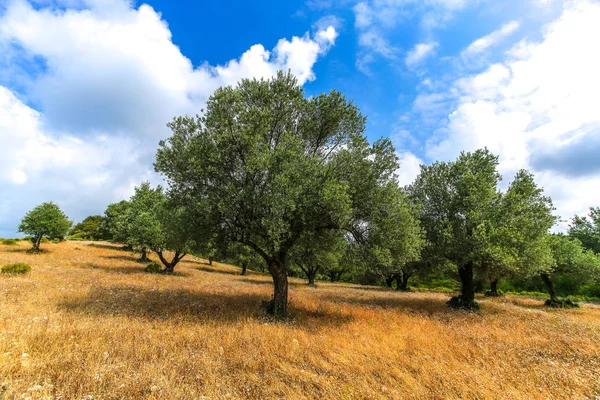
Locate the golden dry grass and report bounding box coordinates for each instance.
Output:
[1,241,600,400]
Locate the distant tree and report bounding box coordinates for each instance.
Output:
[290,230,345,286]
[70,215,104,240]
[568,207,600,254]
[410,149,555,309]
[18,202,72,251]
[542,234,600,307]
[155,72,398,318]
[365,185,423,291]
[482,170,556,296]
[99,200,131,245]
[123,182,202,272]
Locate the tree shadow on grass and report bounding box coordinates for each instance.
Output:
[2,247,48,254]
[87,242,131,252]
[317,291,458,318]
[87,264,190,277]
[239,277,305,288]
[58,284,353,327]
[102,254,142,263]
[196,265,245,276]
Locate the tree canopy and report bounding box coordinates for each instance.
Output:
[410,149,555,308]
[155,71,400,317]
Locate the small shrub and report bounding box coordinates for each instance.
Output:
[2,239,18,246]
[40,237,49,244]
[51,238,60,244]
[1,263,31,274]
[144,262,162,274]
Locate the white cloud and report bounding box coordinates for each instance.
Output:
[358,31,397,59]
[461,20,520,58]
[405,41,438,69]
[418,0,600,227]
[0,0,337,236]
[396,151,424,187]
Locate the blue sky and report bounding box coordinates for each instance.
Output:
[0,0,599,237]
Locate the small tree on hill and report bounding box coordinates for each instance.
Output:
[18,202,72,251]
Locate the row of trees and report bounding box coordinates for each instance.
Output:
[17,72,600,318]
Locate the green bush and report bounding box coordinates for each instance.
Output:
[2,239,18,246]
[40,237,49,244]
[144,262,162,274]
[1,263,31,274]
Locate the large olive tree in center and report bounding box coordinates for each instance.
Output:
[155,72,398,317]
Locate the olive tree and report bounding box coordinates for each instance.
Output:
[364,185,423,290]
[18,202,72,251]
[568,207,600,254]
[289,230,346,286]
[542,234,600,307]
[410,149,555,309]
[483,170,556,296]
[124,182,202,273]
[155,72,398,317]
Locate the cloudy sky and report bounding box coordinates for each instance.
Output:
[0,0,598,236]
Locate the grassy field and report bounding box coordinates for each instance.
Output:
[1,241,599,399]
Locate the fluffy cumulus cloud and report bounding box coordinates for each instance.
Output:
[0,0,337,236]
[404,0,600,229]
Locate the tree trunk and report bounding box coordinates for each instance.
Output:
[208,258,213,266]
[33,236,42,251]
[541,273,557,302]
[265,256,288,318]
[385,276,394,288]
[329,272,336,282]
[307,272,316,286]
[396,271,411,291]
[486,279,499,296]
[448,262,478,309]
[459,262,475,302]
[139,247,150,262]
[241,261,248,275]
[156,249,185,274]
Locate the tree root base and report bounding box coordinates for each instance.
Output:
[544,298,579,308]
[447,296,480,310]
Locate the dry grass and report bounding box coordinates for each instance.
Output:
[1,241,599,400]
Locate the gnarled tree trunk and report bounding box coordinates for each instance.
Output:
[156,249,186,274]
[265,256,288,318]
[139,247,150,262]
[541,273,557,302]
[385,275,394,288]
[449,261,478,309]
[241,261,248,275]
[396,271,412,291]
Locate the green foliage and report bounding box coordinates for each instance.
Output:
[1,263,31,274]
[2,239,18,246]
[144,262,163,274]
[99,200,131,243]
[70,215,105,240]
[409,149,555,308]
[18,202,72,250]
[155,71,399,317]
[568,207,600,254]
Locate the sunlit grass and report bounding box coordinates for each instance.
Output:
[1,240,599,399]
